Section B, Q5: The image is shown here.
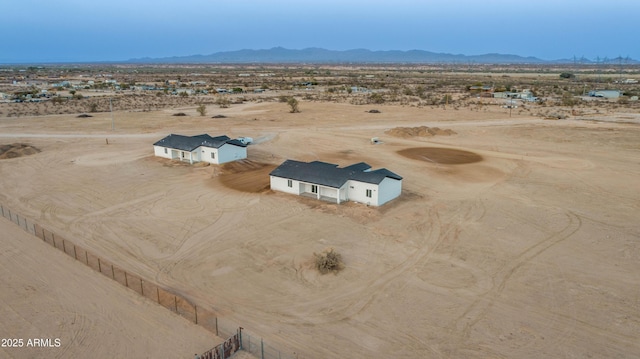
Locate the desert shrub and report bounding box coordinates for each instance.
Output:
[88,102,99,113]
[314,248,343,274]
[196,104,207,116]
[559,72,575,79]
[368,92,385,104]
[52,97,66,105]
[216,96,230,108]
[287,97,299,113]
[561,92,577,107]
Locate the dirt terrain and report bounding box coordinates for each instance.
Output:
[0,217,221,359]
[0,99,639,358]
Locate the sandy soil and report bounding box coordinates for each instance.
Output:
[0,217,222,359]
[0,100,639,358]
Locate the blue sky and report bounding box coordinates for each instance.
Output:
[2,0,638,63]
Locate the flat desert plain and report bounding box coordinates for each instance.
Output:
[1,100,639,358]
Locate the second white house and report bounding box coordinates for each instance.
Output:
[269,160,402,206]
[153,134,247,164]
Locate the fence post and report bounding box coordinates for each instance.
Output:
[98,258,101,272]
[194,305,198,325]
[215,317,219,336]
[124,271,128,287]
[111,264,115,279]
[52,232,56,248]
[73,243,77,260]
[261,338,264,359]
[140,279,144,296]
[62,239,66,253]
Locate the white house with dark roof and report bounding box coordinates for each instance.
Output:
[153,134,247,164]
[269,160,402,206]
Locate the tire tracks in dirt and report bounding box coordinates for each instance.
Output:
[443,209,583,356]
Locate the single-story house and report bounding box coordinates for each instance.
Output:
[269,160,402,206]
[153,134,247,164]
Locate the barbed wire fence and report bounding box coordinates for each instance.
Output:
[0,203,298,359]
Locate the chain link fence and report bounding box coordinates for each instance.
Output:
[1,203,300,359]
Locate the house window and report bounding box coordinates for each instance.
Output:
[366,189,372,198]
[211,152,215,159]
[311,185,318,194]
[164,148,168,154]
[287,179,292,187]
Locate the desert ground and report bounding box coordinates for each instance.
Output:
[1,95,639,358]
[0,214,223,358]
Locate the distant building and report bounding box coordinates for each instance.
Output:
[588,90,622,99]
[468,85,493,97]
[493,90,538,102]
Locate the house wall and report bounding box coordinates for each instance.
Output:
[377,177,402,206]
[216,144,247,164]
[153,146,172,160]
[155,146,199,163]
[199,146,218,164]
[319,186,338,199]
[270,176,301,195]
[346,178,402,206]
[346,180,380,206]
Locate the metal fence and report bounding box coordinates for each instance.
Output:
[241,331,298,359]
[0,203,299,359]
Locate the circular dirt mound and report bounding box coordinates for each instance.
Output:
[0,143,41,160]
[398,147,482,165]
[217,160,276,193]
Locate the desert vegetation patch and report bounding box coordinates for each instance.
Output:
[314,247,344,274]
[397,147,482,164]
[385,126,456,138]
[0,143,41,159]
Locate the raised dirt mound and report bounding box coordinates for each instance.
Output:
[397,147,482,165]
[216,160,277,193]
[386,126,456,138]
[0,143,41,159]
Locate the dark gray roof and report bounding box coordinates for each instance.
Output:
[153,134,247,151]
[270,160,402,188]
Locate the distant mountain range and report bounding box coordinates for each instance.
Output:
[127,47,639,65]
